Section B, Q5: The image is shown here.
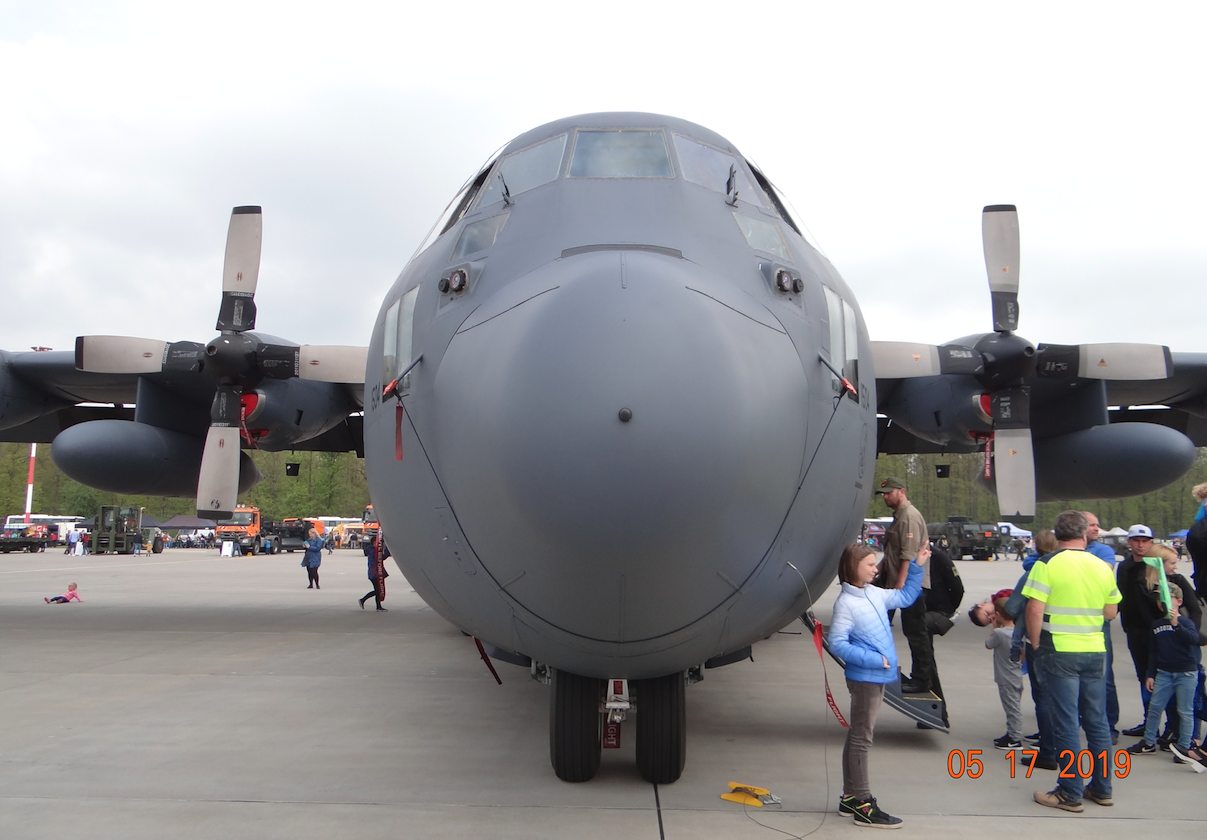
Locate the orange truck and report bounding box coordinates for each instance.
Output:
[216,507,325,555]
[363,504,379,540]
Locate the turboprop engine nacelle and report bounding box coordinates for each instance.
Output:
[52,419,261,496]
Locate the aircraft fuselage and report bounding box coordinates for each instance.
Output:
[363,113,877,680]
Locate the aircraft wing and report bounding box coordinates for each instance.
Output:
[876,351,1207,456]
[0,347,365,448]
[4,349,142,405]
[1105,352,1207,411]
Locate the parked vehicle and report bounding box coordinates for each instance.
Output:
[215,507,325,555]
[927,516,1010,561]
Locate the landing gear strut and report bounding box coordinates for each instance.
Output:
[634,672,686,784]
[549,669,603,782]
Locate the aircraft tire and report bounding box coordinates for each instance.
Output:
[634,672,686,784]
[549,669,602,782]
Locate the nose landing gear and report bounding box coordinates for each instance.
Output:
[550,669,603,782]
[548,668,687,783]
[634,673,686,784]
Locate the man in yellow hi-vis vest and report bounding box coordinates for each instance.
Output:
[1023,510,1121,814]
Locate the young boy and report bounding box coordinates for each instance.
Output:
[986,595,1024,749]
[1126,582,1204,771]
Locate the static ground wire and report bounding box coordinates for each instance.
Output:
[726,371,853,836]
[727,562,838,839]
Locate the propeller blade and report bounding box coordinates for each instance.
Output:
[195,385,243,519]
[215,206,262,333]
[994,429,1036,521]
[256,343,300,380]
[991,386,1035,522]
[253,344,367,382]
[983,205,1020,332]
[870,342,983,378]
[162,341,207,373]
[196,427,242,519]
[298,346,368,383]
[1036,343,1173,380]
[75,336,167,373]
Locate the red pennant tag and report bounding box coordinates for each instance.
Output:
[812,621,850,729]
[394,402,404,461]
[473,636,503,685]
[375,530,386,601]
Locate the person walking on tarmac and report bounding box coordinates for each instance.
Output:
[302,528,324,589]
[359,535,391,611]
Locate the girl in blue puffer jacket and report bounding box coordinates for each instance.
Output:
[829,541,928,829]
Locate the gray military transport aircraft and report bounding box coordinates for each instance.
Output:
[3,112,1205,784]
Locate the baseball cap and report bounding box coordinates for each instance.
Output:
[1127,524,1153,539]
[874,477,907,494]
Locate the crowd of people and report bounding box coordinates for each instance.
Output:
[830,475,1207,828]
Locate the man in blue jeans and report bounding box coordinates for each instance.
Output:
[1082,511,1121,744]
[1023,510,1122,812]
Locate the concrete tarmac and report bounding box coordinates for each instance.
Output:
[0,548,1202,838]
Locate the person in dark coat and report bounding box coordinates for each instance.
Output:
[1118,525,1164,734]
[302,528,324,589]
[359,536,391,611]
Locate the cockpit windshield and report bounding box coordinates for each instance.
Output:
[672,134,763,206]
[569,129,673,178]
[477,134,567,207]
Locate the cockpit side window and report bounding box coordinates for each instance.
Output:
[568,129,673,178]
[450,212,509,262]
[382,286,420,395]
[672,134,763,207]
[823,286,859,400]
[477,134,567,208]
[412,157,499,259]
[439,166,493,237]
[747,163,803,237]
[733,213,791,261]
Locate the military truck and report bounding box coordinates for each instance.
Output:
[91,505,165,554]
[927,516,1010,561]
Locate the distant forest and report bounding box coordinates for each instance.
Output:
[3,441,1205,537]
[0,444,369,523]
[867,450,1207,537]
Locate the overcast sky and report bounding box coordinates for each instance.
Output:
[3,1,1205,359]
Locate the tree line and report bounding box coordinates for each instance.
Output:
[866,450,1207,537]
[0,443,369,523]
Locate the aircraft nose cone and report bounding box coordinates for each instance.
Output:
[432,250,808,642]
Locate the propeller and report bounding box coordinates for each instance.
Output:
[871,205,1173,522]
[74,206,369,518]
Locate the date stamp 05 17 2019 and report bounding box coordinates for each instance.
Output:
[947,749,1131,780]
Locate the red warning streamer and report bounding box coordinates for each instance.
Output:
[473,637,503,685]
[812,621,850,729]
[375,529,387,602]
[394,402,404,461]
